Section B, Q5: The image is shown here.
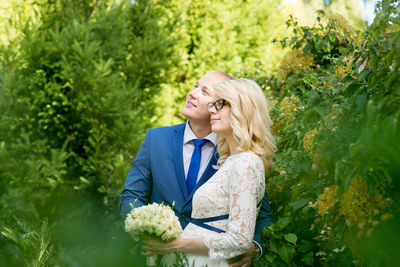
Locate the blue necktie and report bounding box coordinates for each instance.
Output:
[186,139,208,195]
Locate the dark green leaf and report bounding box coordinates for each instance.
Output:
[284,233,297,245]
[304,110,321,124]
[298,240,314,253]
[289,199,309,212]
[269,239,280,254]
[300,251,314,265]
[274,217,292,230]
[279,245,295,264]
[355,92,367,109]
[265,253,277,263]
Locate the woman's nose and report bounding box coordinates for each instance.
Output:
[208,105,217,114]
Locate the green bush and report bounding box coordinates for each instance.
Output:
[256,2,400,266]
[149,0,287,125]
[0,219,54,266]
[1,0,398,265]
[0,0,178,264]
[0,0,178,221]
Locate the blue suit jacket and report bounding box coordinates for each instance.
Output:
[119,123,274,254]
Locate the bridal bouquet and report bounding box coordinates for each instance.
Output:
[125,202,182,241]
[125,202,182,265]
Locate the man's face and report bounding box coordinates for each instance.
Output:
[182,72,228,124]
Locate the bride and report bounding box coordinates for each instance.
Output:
[142,78,276,266]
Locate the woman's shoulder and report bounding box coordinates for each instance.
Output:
[230,151,261,160]
[228,151,263,167]
[226,152,265,181]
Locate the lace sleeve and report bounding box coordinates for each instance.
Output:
[203,153,265,259]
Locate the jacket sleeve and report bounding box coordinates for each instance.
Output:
[252,192,275,259]
[119,130,152,219]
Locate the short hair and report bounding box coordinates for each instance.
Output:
[212,78,276,172]
[207,70,234,80]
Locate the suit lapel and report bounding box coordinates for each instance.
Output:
[172,123,189,200]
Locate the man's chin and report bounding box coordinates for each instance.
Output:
[181,109,193,120]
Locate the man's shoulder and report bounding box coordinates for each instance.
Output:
[147,122,186,136]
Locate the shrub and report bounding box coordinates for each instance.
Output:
[257,2,400,266]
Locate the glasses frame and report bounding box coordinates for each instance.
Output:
[207,99,226,112]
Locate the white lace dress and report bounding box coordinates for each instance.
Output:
[163,152,265,267]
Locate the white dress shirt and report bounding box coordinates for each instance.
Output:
[183,121,217,182]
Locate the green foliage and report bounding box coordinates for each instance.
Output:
[257,1,400,266]
[150,0,287,125]
[0,0,44,51]
[0,0,178,264]
[0,219,54,266]
[0,0,178,220]
[282,0,365,30]
[1,0,399,265]
[0,0,289,265]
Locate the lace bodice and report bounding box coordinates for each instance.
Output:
[181,152,265,260]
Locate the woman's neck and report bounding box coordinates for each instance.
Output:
[225,133,240,155]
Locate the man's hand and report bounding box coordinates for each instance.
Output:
[227,243,256,267]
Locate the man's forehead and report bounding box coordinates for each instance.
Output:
[199,72,225,85]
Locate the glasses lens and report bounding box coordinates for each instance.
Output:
[215,99,225,110]
[207,102,214,111]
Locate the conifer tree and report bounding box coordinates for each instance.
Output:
[0,0,178,220]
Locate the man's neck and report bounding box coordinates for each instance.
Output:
[188,120,212,139]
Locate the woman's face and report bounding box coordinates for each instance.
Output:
[208,99,232,136]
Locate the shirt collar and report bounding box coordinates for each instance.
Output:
[183,121,217,146]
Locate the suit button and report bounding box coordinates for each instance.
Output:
[181,215,186,220]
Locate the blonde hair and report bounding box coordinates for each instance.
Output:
[213,78,276,173]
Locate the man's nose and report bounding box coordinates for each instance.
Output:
[188,88,199,99]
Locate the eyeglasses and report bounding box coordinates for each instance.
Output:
[207,99,226,111]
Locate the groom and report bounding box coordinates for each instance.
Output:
[119,70,274,266]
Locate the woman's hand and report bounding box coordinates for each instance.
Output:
[141,235,178,256]
[141,235,209,256]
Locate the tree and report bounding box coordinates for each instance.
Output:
[151,0,287,125]
[257,1,400,265]
[281,0,366,29]
[0,0,178,221]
